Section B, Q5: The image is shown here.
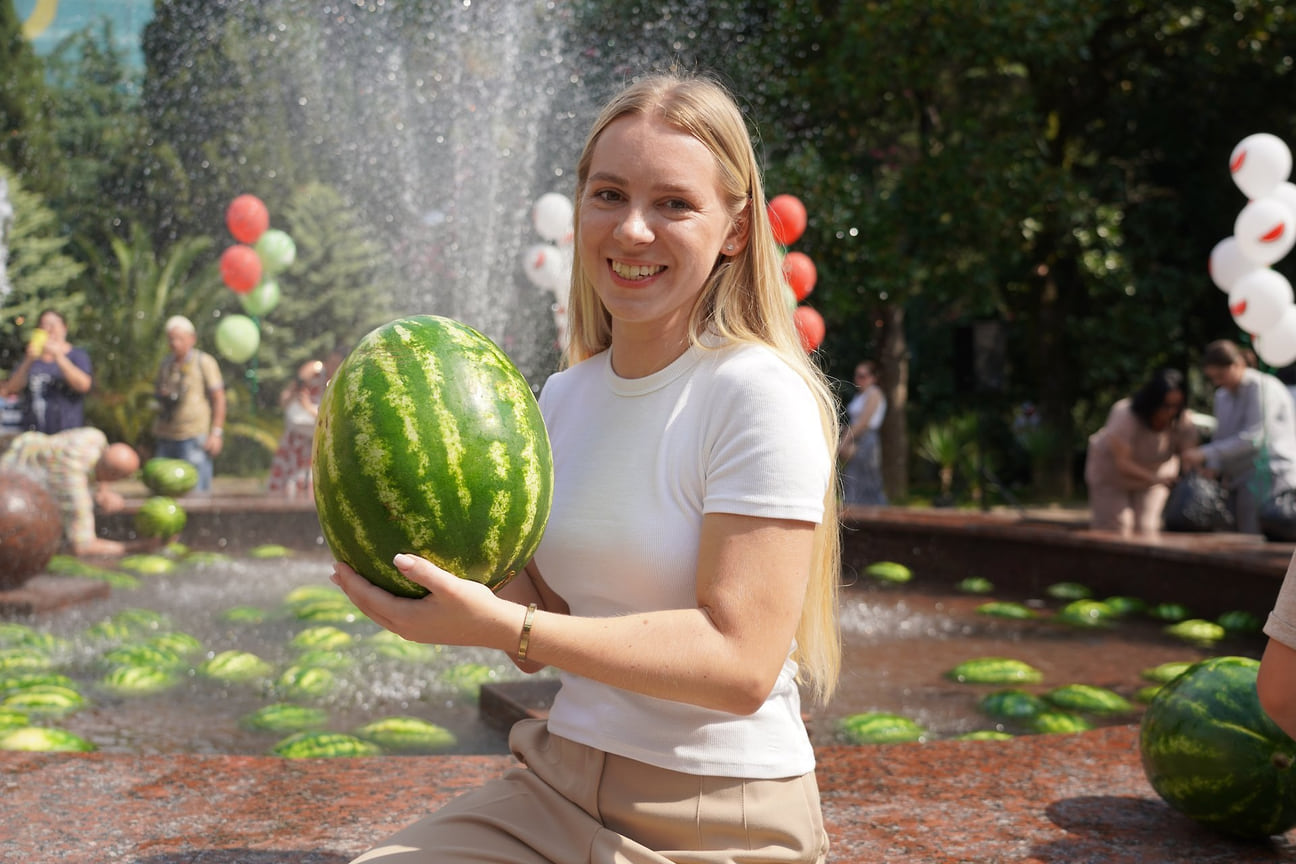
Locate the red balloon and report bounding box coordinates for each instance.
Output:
[782,251,818,301]
[226,194,270,244]
[793,306,825,353]
[220,244,263,294]
[768,194,808,246]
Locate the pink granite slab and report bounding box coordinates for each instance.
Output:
[3,725,1293,863]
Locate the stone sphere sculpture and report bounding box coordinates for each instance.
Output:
[0,470,61,589]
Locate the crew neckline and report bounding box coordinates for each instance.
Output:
[604,341,708,396]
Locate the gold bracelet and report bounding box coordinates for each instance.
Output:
[517,603,538,662]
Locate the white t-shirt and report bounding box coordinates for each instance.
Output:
[533,339,830,778]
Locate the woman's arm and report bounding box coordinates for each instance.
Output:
[1105,432,1165,487]
[847,388,882,438]
[1258,638,1296,740]
[331,512,814,715]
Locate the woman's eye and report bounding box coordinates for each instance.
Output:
[665,198,692,212]
[593,189,623,203]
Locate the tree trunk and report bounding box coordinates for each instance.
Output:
[1031,260,1078,501]
[878,303,908,502]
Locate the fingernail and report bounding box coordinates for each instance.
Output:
[393,553,413,568]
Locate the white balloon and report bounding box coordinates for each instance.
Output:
[1208,236,1261,293]
[522,243,568,293]
[1229,269,1293,334]
[1255,306,1296,367]
[1270,181,1296,219]
[532,193,574,243]
[1233,196,1296,266]
[1231,133,1293,200]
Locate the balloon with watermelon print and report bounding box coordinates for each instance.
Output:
[1228,269,1292,335]
[1233,196,1296,267]
[226,194,270,245]
[1230,133,1292,200]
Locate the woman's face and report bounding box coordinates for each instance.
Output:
[578,113,742,346]
[855,366,874,389]
[1149,388,1185,431]
[1204,361,1246,391]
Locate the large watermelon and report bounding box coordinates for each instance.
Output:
[1140,655,1296,838]
[312,315,553,597]
[141,458,198,496]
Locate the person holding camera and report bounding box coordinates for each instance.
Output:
[152,316,225,493]
[0,309,93,435]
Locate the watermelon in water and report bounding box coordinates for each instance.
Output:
[312,315,553,597]
[134,497,187,539]
[1140,656,1296,838]
[141,458,198,497]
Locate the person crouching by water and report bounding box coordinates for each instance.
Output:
[1084,368,1198,537]
[1181,339,1296,534]
[330,72,841,864]
[0,427,162,558]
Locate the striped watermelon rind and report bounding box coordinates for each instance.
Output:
[312,315,553,597]
[1139,655,1296,838]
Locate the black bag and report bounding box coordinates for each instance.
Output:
[1163,473,1234,533]
[1260,488,1296,541]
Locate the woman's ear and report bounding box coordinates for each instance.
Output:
[725,207,751,256]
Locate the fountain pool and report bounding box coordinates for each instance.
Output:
[1,545,1265,756]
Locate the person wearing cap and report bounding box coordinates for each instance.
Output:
[151,316,226,493]
[0,427,161,558]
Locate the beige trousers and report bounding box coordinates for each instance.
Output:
[351,718,829,864]
[1088,481,1171,536]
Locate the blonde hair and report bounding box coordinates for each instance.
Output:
[565,73,842,703]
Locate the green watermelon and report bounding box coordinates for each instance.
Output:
[864,561,913,584]
[955,576,995,594]
[977,688,1047,720]
[353,716,458,753]
[141,458,198,497]
[133,497,187,539]
[1141,661,1195,684]
[976,601,1039,620]
[1029,710,1093,734]
[946,657,1044,685]
[1043,684,1133,715]
[954,730,1015,741]
[272,731,381,759]
[1054,600,1117,628]
[838,712,926,744]
[312,315,553,597]
[241,703,330,733]
[0,726,96,752]
[1164,619,1226,645]
[1140,656,1296,838]
[1045,581,1092,600]
[1217,610,1263,634]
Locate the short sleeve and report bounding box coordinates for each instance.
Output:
[201,353,225,390]
[702,349,830,524]
[1265,556,1296,650]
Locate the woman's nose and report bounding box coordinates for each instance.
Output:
[614,208,653,244]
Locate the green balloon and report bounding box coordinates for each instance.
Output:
[255,229,296,276]
[240,279,281,317]
[215,314,260,363]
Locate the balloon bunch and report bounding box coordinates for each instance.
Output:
[1210,133,1296,367]
[769,194,824,352]
[521,192,575,347]
[216,194,298,364]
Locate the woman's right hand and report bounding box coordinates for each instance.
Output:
[331,555,527,657]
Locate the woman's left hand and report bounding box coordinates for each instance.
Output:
[331,553,520,652]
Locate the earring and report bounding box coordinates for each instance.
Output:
[725,244,735,252]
